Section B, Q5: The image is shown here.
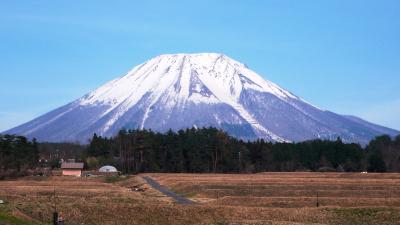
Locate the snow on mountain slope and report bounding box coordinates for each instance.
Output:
[4,53,399,143]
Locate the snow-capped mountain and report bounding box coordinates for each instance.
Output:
[5,53,399,144]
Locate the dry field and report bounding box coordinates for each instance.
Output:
[0,173,400,225]
[146,172,400,224]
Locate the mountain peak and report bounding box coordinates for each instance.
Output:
[80,53,296,108]
[156,52,227,58]
[150,53,246,71]
[5,54,399,143]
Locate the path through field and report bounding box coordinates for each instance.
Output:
[147,173,400,208]
[142,176,197,205]
[1,173,400,225]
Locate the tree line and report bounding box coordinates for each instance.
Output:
[1,128,399,178]
[0,134,39,178]
[85,128,400,173]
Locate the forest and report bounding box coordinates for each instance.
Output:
[1,128,400,178]
[84,128,400,173]
[0,134,39,178]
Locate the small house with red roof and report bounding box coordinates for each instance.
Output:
[61,160,84,177]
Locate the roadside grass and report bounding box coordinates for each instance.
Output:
[104,175,130,183]
[327,208,400,225]
[172,189,198,198]
[181,192,197,198]
[0,212,39,225]
[0,205,40,225]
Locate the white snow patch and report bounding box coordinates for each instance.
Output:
[76,53,303,140]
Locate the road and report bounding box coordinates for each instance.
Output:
[141,176,197,205]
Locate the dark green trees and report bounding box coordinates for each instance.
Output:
[366,135,400,172]
[3,130,398,177]
[83,129,400,173]
[0,134,39,178]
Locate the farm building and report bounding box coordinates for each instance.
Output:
[99,165,118,173]
[61,161,84,177]
[97,165,119,176]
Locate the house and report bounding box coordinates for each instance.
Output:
[61,160,84,177]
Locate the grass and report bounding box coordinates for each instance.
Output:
[0,173,400,224]
[0,212,40,225]
[145,172,400,224]
[172,189,198,198]
[103,175,129,183]
[327,208,400,225]
[0,205,40,225]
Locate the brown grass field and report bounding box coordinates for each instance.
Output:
[1,173,400,224]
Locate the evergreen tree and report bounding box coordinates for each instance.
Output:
[368,153,387,172]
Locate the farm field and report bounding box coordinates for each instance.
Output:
[0,173,400,225]
[145,172,400,224]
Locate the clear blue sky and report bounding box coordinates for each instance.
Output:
[1,0,399,132]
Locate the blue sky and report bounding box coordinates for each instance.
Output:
[1,0,399,132]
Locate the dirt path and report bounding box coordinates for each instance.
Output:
[141,176,197,205]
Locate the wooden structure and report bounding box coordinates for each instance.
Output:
[61,162,84,177]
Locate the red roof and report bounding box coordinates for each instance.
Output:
[61,162,84,169]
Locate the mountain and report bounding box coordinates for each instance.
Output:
[5,53,399,144]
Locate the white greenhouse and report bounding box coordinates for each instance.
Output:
[99,165,118,173]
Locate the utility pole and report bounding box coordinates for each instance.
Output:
[238,151,241,173]
[53,188,58,225]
